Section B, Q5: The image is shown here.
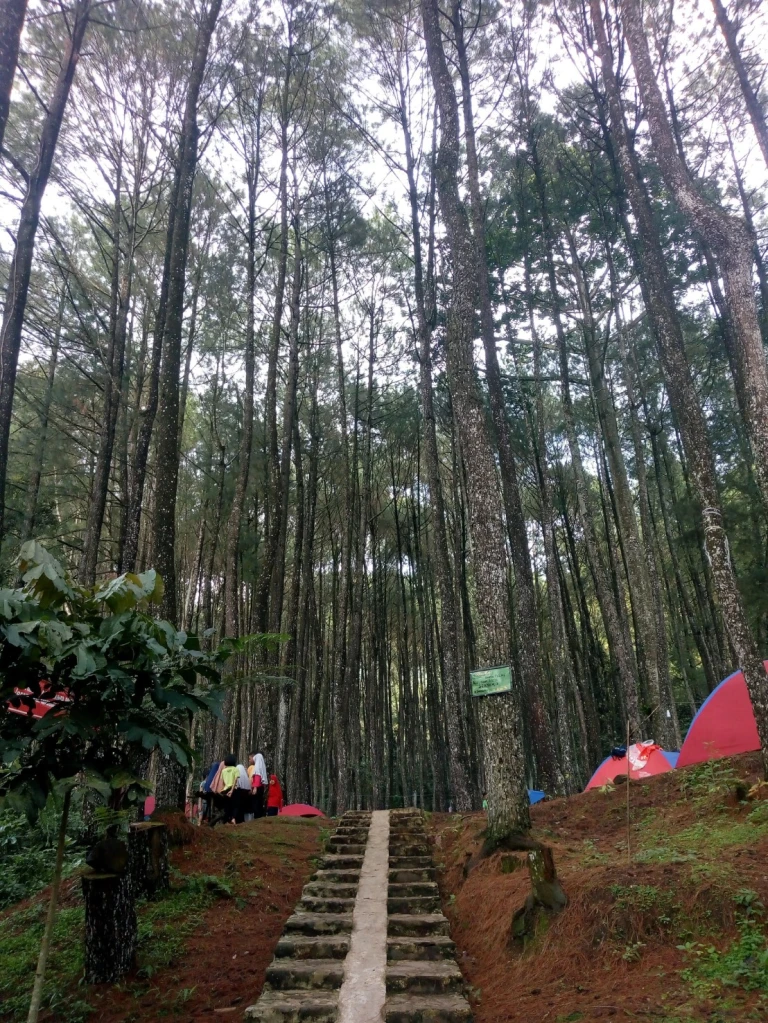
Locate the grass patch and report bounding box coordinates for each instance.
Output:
[635,803,768,867]
[0,870,237,1021]
[0,904,90,1022]
[679,891,768,999]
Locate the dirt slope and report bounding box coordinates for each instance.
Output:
[430,754,768,1023]
[0,814,325,1022]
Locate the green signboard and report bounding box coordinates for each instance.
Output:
[470,664,512,697]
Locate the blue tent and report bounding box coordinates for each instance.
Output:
[528,789,546,805]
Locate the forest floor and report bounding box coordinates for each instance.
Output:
[431,752,768,1023]
[0,813,326,1022]
[3,756,768,1022]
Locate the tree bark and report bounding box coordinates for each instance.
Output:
[224,86,262,640]
[619,0,768,512]
[453,0,562,796]
[152,0,223,623]
[421,0,530,838]
[592,0,768,771]
[397,60,473,810]
[82,870,137,984]
[23,290,64,540]
[0,0,27,153]
[0,0,91,541]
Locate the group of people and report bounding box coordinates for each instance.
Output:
[200,753,284,825]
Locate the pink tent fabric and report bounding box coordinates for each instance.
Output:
[677,661,767,768]
[585,741,675,791]
[280,803,325,817]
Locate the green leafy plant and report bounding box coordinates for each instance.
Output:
[679,891,768,995]
[0,542,237,1023]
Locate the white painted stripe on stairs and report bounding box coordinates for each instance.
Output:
[338,810,389,1023]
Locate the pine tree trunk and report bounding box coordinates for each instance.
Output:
[0,0,27,152]
[0,0,91,541]
[421,0,530,838]
[23,290,63,540]
[529,137,642,738]
[592,0,768,771]
[152,0,222,623]
[128,822,169,899]
[80,154,137,584]
[619,0,768,513]
[82,871,137,984]
[453,0,562,796]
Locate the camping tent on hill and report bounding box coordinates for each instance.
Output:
[677,661,767,768]
[585,741,676,791]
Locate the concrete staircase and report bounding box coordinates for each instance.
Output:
[384,810,472,1023]
[245,809,472,1023]
[245,811,369,1022]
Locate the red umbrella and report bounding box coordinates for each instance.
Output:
[280,803,325,817]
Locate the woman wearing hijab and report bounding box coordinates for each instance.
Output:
[249,752,268,819]
[266,773,284,817]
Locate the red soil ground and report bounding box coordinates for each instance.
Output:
[65,814,323,1022]
[430,754,768,1023]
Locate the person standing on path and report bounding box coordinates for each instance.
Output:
[220,754,239,824]
[236,762,252,822]
[249,752,268,818]
[266,773,283,816]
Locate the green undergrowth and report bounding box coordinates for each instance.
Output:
[0,869,237,1022]
[635,796,768,871]
[678,890,768,1003]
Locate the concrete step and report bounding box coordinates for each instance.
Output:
[388,882,439,898]
[300,896,356,914]
[319,854,364,869]
[387,895,442,915]
[384,994,472,1023]
[303,882,358,898]
[389,868,436,884]
[328,833,368,845]
[388,843,431,857]
[387,936,456,962]
[388,914,450,937]
[265,958,346,991]
[326,843,368,855]
[245,990,339,1022]
[386,961,464,995]
[275,934,351,960]
[389,856,433,870]
[284,912,353,935]
[312,868,361,884]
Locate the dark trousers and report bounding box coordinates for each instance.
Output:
[266,806,278,817]
[252,786,265,818]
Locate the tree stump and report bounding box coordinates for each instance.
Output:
[128,821,169,899]
[510,845,567,944]
[82,870,137,983]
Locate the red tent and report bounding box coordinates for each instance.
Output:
[677,661,767,768]
[280,803,325,818]
[585,741,675,791]
[6,684,69,719]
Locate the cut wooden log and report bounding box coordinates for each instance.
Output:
[128,821,169,898]
[82,870,137,983]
